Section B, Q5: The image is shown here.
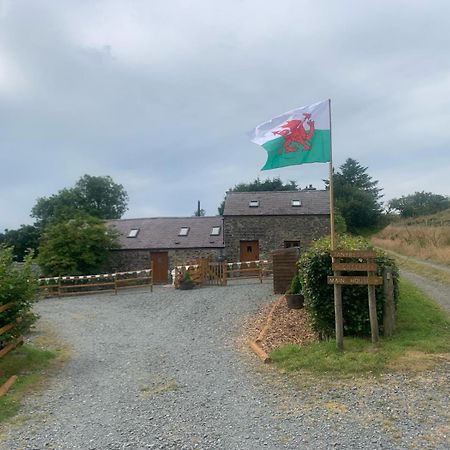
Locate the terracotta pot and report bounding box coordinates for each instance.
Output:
[285,294,304,309]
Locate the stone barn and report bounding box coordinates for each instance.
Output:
[107,217,224,284]
[222,190,330,262]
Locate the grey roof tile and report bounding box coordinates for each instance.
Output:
[223,190,330,216]
[106,217,224,250]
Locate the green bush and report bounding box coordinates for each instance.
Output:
[298,235,399,339]
[0,246,39,344]
[286,273,302,295]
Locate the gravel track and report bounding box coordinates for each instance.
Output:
[1,281,449,449]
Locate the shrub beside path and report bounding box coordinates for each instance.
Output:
[0,282,449,449]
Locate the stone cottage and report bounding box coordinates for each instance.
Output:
[222,190,330,262]
[107,216,224,283]
[106,190,330,282]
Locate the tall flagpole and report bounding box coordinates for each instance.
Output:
[328,98,344,350]
[328,98,336,251]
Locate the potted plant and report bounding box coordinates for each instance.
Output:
[285,273,304,309]
[178,270,195,290]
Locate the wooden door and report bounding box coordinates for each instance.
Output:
[240,240,259,262]
[151,252,168,284]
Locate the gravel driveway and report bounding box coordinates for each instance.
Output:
[1,282,449,449]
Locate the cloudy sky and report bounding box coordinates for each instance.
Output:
[1,0,449,229]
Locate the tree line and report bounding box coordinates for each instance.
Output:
[2,161,448,276]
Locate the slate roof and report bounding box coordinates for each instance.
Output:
[223,190,330,216]
[107,217,224,250]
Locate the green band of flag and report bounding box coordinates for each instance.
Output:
[261,129,331,170]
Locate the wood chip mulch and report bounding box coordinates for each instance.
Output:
[242,297,318,353]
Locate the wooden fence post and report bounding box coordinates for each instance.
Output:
[150,261,154,292]
[222,261,227,286]
[57,276,61,297]
[114,274,118,295]
[334,280,344,351]
[367,271,379,343]
[383,267,395,337]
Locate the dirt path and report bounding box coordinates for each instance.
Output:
[1,283,449,449]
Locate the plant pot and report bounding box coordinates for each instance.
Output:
[179,281,195,290]
[285,294,304,309]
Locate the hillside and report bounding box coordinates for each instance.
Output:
[372,208,450,267]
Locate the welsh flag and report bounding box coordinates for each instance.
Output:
[249,99,331,170]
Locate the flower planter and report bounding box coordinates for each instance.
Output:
[285,293,304,309]
[179,281,195,290]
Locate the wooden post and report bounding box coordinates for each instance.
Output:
[114,274,118,295]
[383,267,395,337]
[150,261,154,293]
[367,271,379,343]
[57,276,61,297]
[334,274,344,350]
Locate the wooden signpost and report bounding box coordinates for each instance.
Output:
[328,250,382,349]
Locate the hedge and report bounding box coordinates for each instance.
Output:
[298,235,399,339]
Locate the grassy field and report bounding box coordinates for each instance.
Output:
[270,279,450,376]
[372,208,450,267]
[0,345,57,423]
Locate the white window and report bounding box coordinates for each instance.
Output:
[179,227,190,236]
[249,200,259,207]
[291,200,302,207]
[211,226,221,236]
[127,229,139,238]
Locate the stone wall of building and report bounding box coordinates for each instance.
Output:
[107,248,223,272]
[223,215,330,262]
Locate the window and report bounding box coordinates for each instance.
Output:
[127,229,139,238]
[291,200,302,207]
[210,226,221,236]
[249,200,259,207]
[284,241,300,248]
[179,227,190,236]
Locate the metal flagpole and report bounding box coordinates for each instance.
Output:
[328,98,344,350]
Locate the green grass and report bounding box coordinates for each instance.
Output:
[270,279,450,376]
[0,345,56,423]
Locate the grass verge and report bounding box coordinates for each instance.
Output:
[0,346,57,423]
[270,278,450,376]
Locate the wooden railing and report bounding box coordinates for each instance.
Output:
[0,302,23,397]
[38,267,153,298]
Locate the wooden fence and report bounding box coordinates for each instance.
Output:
[0,302,23,397]
[39,267,153,298]
[175,258,273,287]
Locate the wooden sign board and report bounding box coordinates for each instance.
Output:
[328,276,383,285]
[331,250,376,259]
[332,263,378,272]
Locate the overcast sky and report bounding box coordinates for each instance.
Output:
[1,0,449,230]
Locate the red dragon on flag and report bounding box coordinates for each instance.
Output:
[272,113,315,153]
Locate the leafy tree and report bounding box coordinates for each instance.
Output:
[31,175,128,227]
[0,225,40,261]
[217,177,299,215]
[37,215,119,276]
[331,158,383,233]
[388,191,450,218]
